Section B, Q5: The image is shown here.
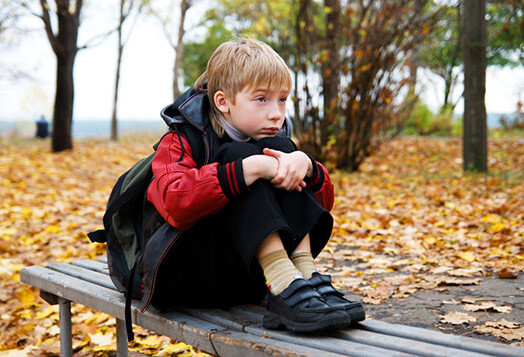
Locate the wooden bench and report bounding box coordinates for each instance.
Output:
[20,259,524,357]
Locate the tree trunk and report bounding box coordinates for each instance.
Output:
[173,0,189,101]
[53,53,75,152]
[111,0,125,142]
[462,0,487,172]
[52,0,80,152]
[40,0,82,153]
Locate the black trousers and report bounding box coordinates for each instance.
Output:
[152,136,333,310]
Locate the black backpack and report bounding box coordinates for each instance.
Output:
[87,135,168,341]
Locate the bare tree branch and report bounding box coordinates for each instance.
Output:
[39,0,62,55]
[77,27,116,50]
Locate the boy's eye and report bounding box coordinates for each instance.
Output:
[279,97,287,103]
[256,97,265,103]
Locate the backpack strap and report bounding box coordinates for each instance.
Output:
[125,262,137,341]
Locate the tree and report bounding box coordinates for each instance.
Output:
[462,0,487,172]
[418,0,523,112]
[39,0,83,152]
[183,0,438,170]
[419,1,462,111]
[148,0,192,101]
[487,0,524,66]
[111,0,143,141]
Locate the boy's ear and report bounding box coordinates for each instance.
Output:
[214,91,230,114]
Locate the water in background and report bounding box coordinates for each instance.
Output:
[0,113,509,139]
[0,119,168,139]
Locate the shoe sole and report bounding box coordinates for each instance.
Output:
[263,311,349,333]
[346,304,366,325]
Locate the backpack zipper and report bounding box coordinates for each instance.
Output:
[140,230,183,312]
[203,133,210,164]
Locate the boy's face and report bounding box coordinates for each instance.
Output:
[215,84,289,141]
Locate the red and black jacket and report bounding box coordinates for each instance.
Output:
[147,91,335,231]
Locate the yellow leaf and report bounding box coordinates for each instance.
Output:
[158,342,193,355]
[458,251,476,262]
[489,223,510,233]
[35,305,56,319]
[135,334,164,348]
[44,225,61,234]
[18,287,36,305]
[481,214,502,224]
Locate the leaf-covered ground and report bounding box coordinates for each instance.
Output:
[0,136,523,355]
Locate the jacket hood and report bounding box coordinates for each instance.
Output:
[160,86,293,137]
[160,87,210,133]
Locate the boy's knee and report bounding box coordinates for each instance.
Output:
[214,142,262,163]
[257,136,296,153]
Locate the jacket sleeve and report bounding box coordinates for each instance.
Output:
[147,131,246,230]
[304,158,335,212]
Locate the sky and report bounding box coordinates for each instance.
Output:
[1,2,523,124]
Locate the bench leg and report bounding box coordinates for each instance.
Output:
[116,318,128,357]
[58,297,73,357]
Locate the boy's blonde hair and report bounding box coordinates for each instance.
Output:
[195,38,292,137]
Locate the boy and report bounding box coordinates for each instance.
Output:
[145,38,365,333]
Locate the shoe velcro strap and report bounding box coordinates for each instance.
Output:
[316,285,344,297]
[286,288,321,307]
[280,279,314,299]
[309,273,332,286]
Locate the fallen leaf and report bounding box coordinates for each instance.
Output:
[485,319,520,329]
[475,326,524,342]
[496,268,519,279]
[89,331,114,346]
[440,311,477,325]
[462,302,512,313]
[362,297,382,305]
[442,299,460,305]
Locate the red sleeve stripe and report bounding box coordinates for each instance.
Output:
[226,163,237,196]
[231,161,240,196]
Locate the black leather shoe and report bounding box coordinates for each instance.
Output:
[309,273,366,324]
[263,278,350,333]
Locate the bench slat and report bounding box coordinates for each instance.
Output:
[328,329,488,357]
[180,307,262,332]
[243,325,416,357]
[20,266,222,354]
[360,319,524,357]
[47,262,115,290]
[210,330,343,357]
[72,259,109,274]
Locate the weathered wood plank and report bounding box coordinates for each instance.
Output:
[243,325,416,357]
[71,259,109,274]
[210,330,344,357]
[360,320,524,357]
[180,307,261,332]
[20,266,221,355]
[47,262,115,290]
[328,328,488,357]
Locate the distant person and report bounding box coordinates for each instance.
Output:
[142,38,366,333]
[35,115,49,139]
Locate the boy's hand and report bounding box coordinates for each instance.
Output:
[263,148,312,192]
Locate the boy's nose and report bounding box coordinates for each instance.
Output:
[268,101,283,121]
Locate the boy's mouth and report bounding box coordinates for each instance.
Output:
[262,127,280,135]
